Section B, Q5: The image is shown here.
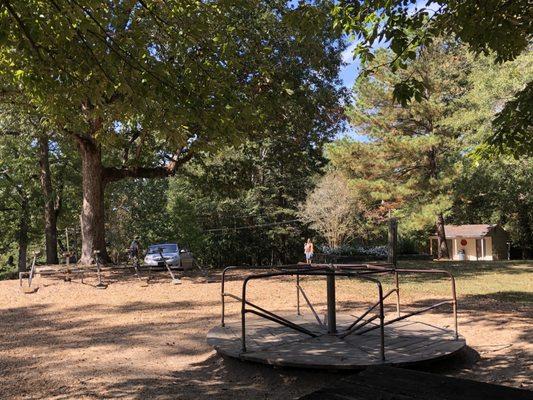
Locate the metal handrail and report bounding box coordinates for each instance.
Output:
[219,263,459,363]
[339,265,458,340]
[240,268,386,360]
[221,264,328,327]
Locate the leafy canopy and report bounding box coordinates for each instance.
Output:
[0,0,345,161]
[333,0,532,156]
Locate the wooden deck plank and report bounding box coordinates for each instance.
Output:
[207,315,466,369]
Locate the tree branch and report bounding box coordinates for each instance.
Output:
[2,0,43,59]
[0,130,22,136]
[122,129,141,164]
[103,149,194,184]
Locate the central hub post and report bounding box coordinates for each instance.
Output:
[326,268,337,334]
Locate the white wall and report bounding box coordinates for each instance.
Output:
[451,237,493,261]
[484,237,493,260]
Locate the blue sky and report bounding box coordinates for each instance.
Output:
[340,41,362,90]
[337,41,366,141]
[335,0,437,140]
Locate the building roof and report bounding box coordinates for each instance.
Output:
[432,224,497,238]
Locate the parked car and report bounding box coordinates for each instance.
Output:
[144,243,194,270]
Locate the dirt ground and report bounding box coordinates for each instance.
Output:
[0,262,531,399]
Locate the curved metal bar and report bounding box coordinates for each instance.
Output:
[391,268,458,340]
[344,288,397,332]
[240,268,386,356]
[245,309,318,338]
[225,263,457,361]
[221,265,315,327]
[356,300,453,335]
[339,265,459,340]
[298,284,325,328]
[394,270,400,317]
[378,281,385,361]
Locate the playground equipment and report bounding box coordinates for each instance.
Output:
[19,251,87,291]
[129,253,144,281]
[19,252,40,293]
[158,247,182,284]
[207,263,466,369]
[93,250,108,289]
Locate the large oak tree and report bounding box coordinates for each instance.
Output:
[0,0,345,263]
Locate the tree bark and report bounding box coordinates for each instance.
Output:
[428,146,449,259]
[38,135,59,264]
[388,217,398,265]
[517,205,532,259]
[436,213,449,259]
[17,197,29,272]
[78,137,108,264]
[76,133,192,264]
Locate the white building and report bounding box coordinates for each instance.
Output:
[429,224,509,261]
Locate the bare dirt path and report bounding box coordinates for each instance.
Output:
[0,262,531,399]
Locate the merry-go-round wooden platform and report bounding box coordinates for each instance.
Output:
[207,264,467,370]
[207,313,466,369]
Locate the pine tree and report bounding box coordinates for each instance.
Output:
[346,40,472,258]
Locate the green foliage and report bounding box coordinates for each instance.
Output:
[339,42,471,238]
[105,178,173,255]
[324,42,532,255]
[164,135,329,266]
[444,51,533,157]
[450,157,532,254]
[0,0,345,160]
[89,129,332,267]
[333,0,532,156]
[489,82,533,158]
[0,1,346,264]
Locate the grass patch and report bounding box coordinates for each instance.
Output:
[325,260,533,307]
[392,260,532,303]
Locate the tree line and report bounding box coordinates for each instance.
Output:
[301,42,532,258]
[0,1,530,271]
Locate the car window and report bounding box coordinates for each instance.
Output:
[147,244,178,254]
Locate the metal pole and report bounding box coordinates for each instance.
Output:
[451,275,458,339]
[241,279,247,352]
[296,274,301,316]
[394,270,400,317]
[378,283,385,361]
[221,268,227,327]
[28,252,37,287]
[326,267,336,334]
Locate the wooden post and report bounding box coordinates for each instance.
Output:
[388,217,398,266]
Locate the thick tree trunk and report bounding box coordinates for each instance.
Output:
[75,127,191,264]
[38,136,59,264]
[428,147,449,260]
[78,137,108,264]
[517,205,532,259]
[17,197,29,272]
[436,213,449,259]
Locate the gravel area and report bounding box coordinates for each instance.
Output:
[0,266,531,399]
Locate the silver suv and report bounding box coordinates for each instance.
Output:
[144,243,193,270]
